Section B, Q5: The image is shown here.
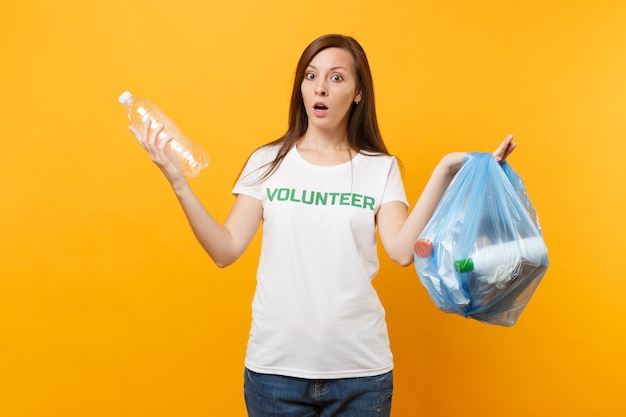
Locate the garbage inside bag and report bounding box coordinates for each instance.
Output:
[413,153,549,326]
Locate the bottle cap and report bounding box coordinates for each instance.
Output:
[118,91,133,105]
[414,239,434,258]
[454,258,474,273]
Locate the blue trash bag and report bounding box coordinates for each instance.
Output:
[413,153,549,327]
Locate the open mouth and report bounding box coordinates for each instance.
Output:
[313,103,328,111]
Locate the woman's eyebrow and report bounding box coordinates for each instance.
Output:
[307,64,348,71]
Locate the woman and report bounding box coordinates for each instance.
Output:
[129,34,516,417]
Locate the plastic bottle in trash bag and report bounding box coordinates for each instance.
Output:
[453,236,547,275]
[118,91,209,177]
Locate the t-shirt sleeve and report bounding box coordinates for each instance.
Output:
[232,146,276,200]
[381,157,408,207]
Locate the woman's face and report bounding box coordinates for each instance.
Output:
[301,47,362,133]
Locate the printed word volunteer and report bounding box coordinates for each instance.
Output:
[266,187,376,210]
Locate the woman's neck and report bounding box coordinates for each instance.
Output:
[296,129,356,165]
[297,127,350,153]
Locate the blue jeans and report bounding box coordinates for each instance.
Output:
[243,368,393,417]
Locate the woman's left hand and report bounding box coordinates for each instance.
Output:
[493,133,517,162]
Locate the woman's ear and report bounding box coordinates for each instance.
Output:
[355,90,362,104]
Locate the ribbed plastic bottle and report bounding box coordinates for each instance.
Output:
[118,91,209,177]
[454,236,547,275]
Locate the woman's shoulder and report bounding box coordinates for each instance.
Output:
[356,151,403,176]
[247,142,283,164]
[358,150,398,163]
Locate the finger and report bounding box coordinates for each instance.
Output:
[156,131,173,150]
[128,125,142,141]
[501,134,517,159]
[151,124,172,150]
[503,140,517,160]
[493,133,515,162]
[143,118,152,143]
[501,133,514,150]
[147,121,165,147]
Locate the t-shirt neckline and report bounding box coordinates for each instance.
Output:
[290,145,362,171]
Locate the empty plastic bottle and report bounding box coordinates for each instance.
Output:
[118,91,209,177]
[454,236,548,275]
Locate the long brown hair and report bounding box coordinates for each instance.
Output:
[243,34,390,182]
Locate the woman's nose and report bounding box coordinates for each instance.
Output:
[315,83,327,96]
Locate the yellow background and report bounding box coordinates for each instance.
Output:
[1,0,625,416]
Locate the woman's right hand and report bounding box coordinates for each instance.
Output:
[128,118,188,184]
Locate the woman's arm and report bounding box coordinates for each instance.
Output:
[129,120,263,268]
[172,183,262,268]
[377,134,516,266]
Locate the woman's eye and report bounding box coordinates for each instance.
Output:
[305,72,315,80]
[331,74,343,82]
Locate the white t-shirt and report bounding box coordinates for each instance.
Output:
[232,144,408,379]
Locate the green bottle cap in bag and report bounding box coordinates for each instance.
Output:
[454,258,475,273]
